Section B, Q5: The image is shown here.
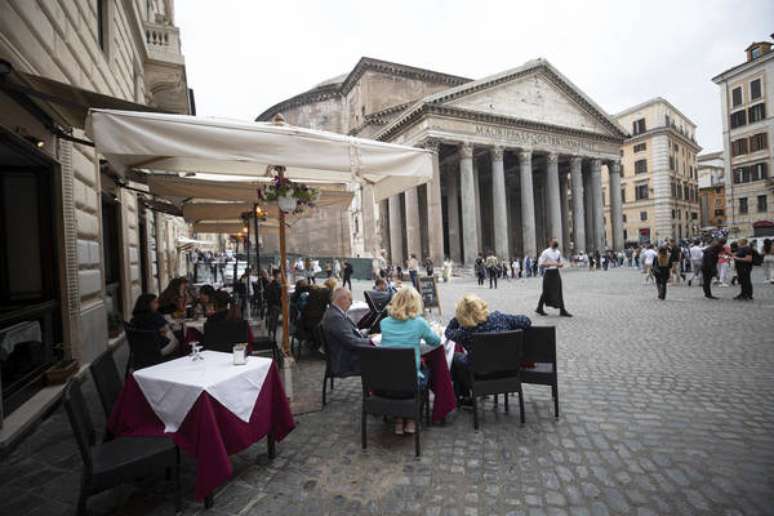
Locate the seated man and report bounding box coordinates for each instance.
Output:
[321,287,371,377]
[368,278,393,312]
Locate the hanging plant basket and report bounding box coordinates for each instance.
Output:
[257,176,319,215]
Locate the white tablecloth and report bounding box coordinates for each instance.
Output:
[371,332,456,370]
[133,350,272,432]
[347,301,370,323]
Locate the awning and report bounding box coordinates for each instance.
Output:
[177,237,216,247]
[0,60,158,130]
[192,220,279,234]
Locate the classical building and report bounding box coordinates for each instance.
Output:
[698,151,726,228]
[603,98,701,245]
[257,57,627,263]
[0,1,190,434]
[712,38,774,238]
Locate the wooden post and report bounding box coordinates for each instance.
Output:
[276,166,290,356]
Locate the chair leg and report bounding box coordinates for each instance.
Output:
[330,377,334,390]
[425,390,431,426]
[322,375,328,406]
[472,395,479,430]
[77,475,88,516]
[361,407,367,450]
[552,382,559,418]
[494,394,498,409]
[518,386,525,425]
[415,402,421,457]
[174,447,182,513]
[504,392,509,413]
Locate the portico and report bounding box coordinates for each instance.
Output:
[375,60,626,264]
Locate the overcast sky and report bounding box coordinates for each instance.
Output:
[175,0,774,152]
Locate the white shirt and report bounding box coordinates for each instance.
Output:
[642,248,658,265]
[689,245,703,261]
[512,260,520,270]
[538,248,562,270]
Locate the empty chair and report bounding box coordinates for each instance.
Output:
[357,346,429,457]
[124,323,166,377]
[468,330,525,430]
[89,349,123,420]
[202,318,250,353]
[253,306,282,365]
[522,326,559,418]
[63,379,181,515]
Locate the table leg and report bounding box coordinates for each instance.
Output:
[204,494,214,509]
[267,432,276,459]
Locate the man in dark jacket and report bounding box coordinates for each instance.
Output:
[322,288,370,377]
[701,240,721,299]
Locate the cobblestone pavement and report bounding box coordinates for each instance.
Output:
[1,268,773,515]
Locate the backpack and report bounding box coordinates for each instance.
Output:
[751,249,763,266]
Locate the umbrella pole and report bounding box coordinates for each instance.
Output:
[277,167,290,356]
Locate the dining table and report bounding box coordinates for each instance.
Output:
[107,350,295,504]
[370,331,457,423]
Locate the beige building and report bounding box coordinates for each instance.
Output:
[698,151,726,228]
[258,57,627,263]
[603,98,701,245]
[712,39,774,238]
[0,0,190,433]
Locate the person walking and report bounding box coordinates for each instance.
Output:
[407,254,419,288]
[524,255,532,278]
[641,244,657,284]
[701,240,721,299]
[535,239,572,317]
[424,256,434,277]
[732,239,754,300]
[652,246,672,300]
[512,257,521,279]
[687,240,703,287]
[475,253,485,285]
[485,252,499,289]
[342,260,353,291]
[762,239,774,284]
[668,238,682,286]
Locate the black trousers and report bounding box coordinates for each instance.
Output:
[343,275,352,290]
[702,269,715,297]
[488,268,497,288]
[656,276,668,299]
[738,270,753,298]
[477,272,485,285]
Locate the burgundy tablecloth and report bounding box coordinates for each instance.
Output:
[424,346,456,422]
[108,363,294,500]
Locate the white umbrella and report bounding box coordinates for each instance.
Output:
[86,109,434,356]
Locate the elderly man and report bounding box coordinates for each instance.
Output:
[321,287,371,377]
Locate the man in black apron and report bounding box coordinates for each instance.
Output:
[536,239,572,317]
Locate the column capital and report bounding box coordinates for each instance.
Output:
[459,142,474,159]
[608,159,622,174]
[519,149,532,161]
[547,152,559,164]
[571,156,583,167]
[421,138,441,154]
[491,146,504,162]
[590,158,602,175]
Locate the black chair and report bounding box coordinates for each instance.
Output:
[357,346,430,457]
[89,349,123,420]
[468,330,525,430]
[253,306,282,366]
[289,305,311,360]
[124,323,166,378]
[315,322,362,407]
[522,326,559,418]
[63,379,181,515]
[202,319,250,353]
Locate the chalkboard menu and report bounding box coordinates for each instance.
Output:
[418,276,440,313]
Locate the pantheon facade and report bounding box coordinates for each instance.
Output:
[257,57,626,264]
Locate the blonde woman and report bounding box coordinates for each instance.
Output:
[379,286,441,435]
[445,294,531,406]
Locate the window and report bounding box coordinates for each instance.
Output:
[683,183,689,201]
[634,159,648,174]
[739,197,748,214]
[732,87,742,107]
[633,143,647,153]
[621,188,626,203]
[750,132,768,152]
[622,214,627,223]
[669,156,675,171]
[757,195,768,213]
[640,211,647,221]
[749,103,766,123]
[750,79,762,100]
[735,162,770,183]
[97,0,109,53]
[691,212,698,220]
[751,47,761,59]
[671,181,677,197]
[715,209,725,216]
[730,110,747,129]
[635,183,649,200]
[632,118,646,135]
[671,209,676,219]
[731,138,748,157]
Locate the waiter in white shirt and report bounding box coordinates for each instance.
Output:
[536,239,572,317]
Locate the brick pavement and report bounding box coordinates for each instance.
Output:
[1,267,773,515]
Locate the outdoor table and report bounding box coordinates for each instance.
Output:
[107,351,295,502]
[347,301,370,324]
[370,333,457,423]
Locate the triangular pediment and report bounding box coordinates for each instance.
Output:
[430,61,625,139]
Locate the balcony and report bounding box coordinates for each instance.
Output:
[144,22,184,66]
[142,21,189,114]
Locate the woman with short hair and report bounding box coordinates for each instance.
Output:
[379,286,441,435]
[445,294,531,406]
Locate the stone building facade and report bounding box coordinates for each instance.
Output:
[0,0,190,426]
[712,39,774,238]
[698,151,726,228]
[257,57,627,263]
[604,98,701,245]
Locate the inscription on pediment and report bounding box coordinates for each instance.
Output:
[474,125,597,153]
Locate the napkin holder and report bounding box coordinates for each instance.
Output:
[233,343,247,365]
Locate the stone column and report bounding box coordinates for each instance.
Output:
[361,183,377,256]
[570,156,586,253]
[388,194,404,266]
[404,187,421,260]
[583,164,594,252]
[473,157,483,247]
[559,169,571,255]
[608,160,624,251]
[491,146,509,258]
[519,150,537,258]
[459,143,480,264]
[591,158,604,252]
[446,164,462,263]
[424,140,445,264]
[545,152,563,243]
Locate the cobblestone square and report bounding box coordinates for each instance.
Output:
[2,268,773,516]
